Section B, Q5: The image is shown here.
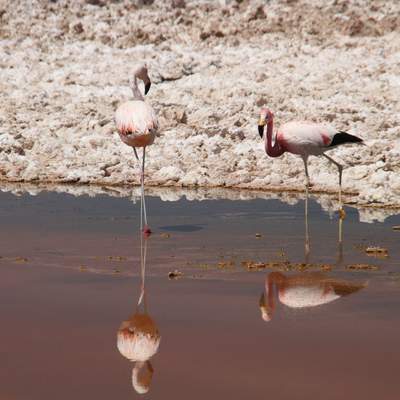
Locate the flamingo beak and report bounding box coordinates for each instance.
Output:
[144,81,151,95]
[258,116,266,138]
[258,124,265,138]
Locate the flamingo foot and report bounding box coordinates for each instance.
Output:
[339,208,346,220]
[143,225,152,238]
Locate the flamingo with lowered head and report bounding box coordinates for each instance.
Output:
[115,63,158,235]
[257,108,363,217]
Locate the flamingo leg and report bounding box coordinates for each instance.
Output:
[323,154,345,219]
[133,146,139,161]
[141,146,151,235]
[302,156,311,188]
[337,217,344,264]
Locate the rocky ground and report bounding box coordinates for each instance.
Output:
[0,0,399,206]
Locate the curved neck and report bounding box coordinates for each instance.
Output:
[265,119,285,157]
[130,76,144,101]
[267,275,275,312]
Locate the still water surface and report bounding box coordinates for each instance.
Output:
[0,190,399,399]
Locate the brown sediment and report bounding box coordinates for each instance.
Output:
[346,264,380,271]
[241,260,333,272]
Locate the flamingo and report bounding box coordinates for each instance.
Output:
[115,63,158,235]
[117,235,161,394]
[257,108,363,218]
[259,272,366,322]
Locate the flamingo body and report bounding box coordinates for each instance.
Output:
[115,100,158,148]
[277,280,340,308]
[277,122,337,156]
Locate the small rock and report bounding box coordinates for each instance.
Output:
[365,246,388,256]
[172,0,186,8]
[73,22,84,34]
[15,257,28,263]
[168,270,183,279]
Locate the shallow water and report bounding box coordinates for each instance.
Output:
[0,189,399,399]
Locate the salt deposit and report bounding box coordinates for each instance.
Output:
[0,0,399,206]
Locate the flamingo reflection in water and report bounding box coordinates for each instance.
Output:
[259,272,366,322]
[260,193,365,322]
[117,236,160,394]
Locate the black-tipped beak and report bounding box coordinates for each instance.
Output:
[144,81,151,95]
[258,125,264,138]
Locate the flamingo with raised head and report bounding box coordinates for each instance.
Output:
[257,108,363,217]
[115,64,158,235]
[259,272,366,322]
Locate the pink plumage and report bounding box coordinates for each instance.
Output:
[115,100,158,148]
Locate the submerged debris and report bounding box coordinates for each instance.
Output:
[218,261,235,269]
[392,226,400,231]
[14,257,28,263]
[255,233,262,238]
[365,246,388,257]
[108,256,127,261]
[241,260,333,272]
[346,264,380,271]
[160,232,171,238]
[168,270,183,280]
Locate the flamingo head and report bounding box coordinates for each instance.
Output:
[259,292,273,322]
[132,63,151,95]
[258,108,274,138]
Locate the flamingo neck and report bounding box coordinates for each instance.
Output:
[130,76,144,101]
[265,119,285,157]
[267,275,275,312]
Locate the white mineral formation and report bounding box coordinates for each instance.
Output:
[1,1,399,206]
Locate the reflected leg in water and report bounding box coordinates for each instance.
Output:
[304,184,310,264]
[337,216,343,265]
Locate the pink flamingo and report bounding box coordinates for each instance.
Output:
[115,64,158,235]
[257,108,363,217]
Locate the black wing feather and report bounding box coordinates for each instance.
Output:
[330,131,363,147]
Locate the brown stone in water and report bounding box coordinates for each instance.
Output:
[168,270,183,279]
[365,246,388,256]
